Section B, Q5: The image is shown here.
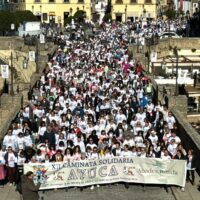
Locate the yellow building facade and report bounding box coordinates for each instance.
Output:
[111,0,158,22]
[23,0,92,25]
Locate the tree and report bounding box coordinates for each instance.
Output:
[165,9,176,19]
[13,11,39,29]
[0,10,39,35]
[103,13,112,23]
[0,11,14,35]
[64,16,74,26]
[73,10,86,23]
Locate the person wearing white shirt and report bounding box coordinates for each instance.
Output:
[4,147,18,185]
[121,145,132,157]
[115,109,127,125]
[166,112,176,129]
[135,131,144,147]
[167,139,177,157]
[123,135,135,148]
[74,136,86,153]
[148,131,158,146]
[168,132,181,144]
[90,147,99,160]
[0,150,6,185]
[16,133,25,150]
[3,130,16,151]
[86,139,97,150]
[161,150,171,160]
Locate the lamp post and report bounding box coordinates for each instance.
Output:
[172,47,179,96]
[35,36,39,73]
[161,58,167,75]
[10,51,14,96]
[125,5,127,23]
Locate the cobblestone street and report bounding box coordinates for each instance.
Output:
[39,184,175,200]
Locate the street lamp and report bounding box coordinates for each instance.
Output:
[23,58,29,69]
[10,51,14,96]
[125,5,127,23]
[170,46,179,96]
[70,8,73,16]
[35,36,39,73]
[161,58,167,75]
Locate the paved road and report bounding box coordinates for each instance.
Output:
[39,184,175,200]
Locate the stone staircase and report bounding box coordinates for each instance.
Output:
[0,94,22,139]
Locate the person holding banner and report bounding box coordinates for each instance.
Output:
[0,147,6,187]
[21,171,41,200]
[186,149,197,185]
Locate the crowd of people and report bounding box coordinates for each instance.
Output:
[0,22,197,193]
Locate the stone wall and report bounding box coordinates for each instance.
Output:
[172,108,200,174]
[0,37,57,141]
[154,38,200,59]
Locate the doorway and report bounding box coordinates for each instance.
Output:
[116,15,122,22]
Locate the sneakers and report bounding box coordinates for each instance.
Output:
[90,185,94,190]
[181,187,185,192]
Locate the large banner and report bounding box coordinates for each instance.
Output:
[24,157,186,190]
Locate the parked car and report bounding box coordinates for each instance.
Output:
[160,32,181,39]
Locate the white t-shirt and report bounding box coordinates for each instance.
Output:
[8,153,17,167]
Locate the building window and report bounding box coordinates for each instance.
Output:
[130,0,137,3]
[64,0,69,2]
[145,0,152,3]
[115,0,123,4]
[35,0,41,2]
[43,13,48,21]
[49,0,55,2]
[77,0,84,3]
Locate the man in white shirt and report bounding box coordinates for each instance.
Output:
[74,136,86,153]
[148,130,158,146]
[123,135,135,148]
[115,109,127,125]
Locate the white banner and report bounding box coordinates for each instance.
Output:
[40,34,45,44]
[150,52,157,62]
[0,65,9,78]
[29,51,35,62]
[24,157,186,190]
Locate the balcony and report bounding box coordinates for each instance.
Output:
[77,0,84,3]
[145,0,152,3]
[130,0,137,3]
[115,0,123,4]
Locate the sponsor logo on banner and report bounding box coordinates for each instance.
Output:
[0,65,9,78]
[24,157,187,190]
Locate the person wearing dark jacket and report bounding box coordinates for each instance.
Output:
[21,171,41,200]
[42,126,56,148]
[186,149,197,185]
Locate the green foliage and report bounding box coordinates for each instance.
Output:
[165,9,176,19]
[64,16,74,26]
[0,11,14,32]
[0,10,38,33]
[177,8,184,16]
[73,10,86,23]
[14,11,39,28]
[103,13,112,23]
